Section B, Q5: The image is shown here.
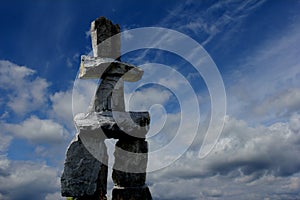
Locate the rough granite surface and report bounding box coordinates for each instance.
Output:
[61,136,107,198]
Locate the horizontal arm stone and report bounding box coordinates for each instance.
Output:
[79,55,144,82]
[74,111,150,139]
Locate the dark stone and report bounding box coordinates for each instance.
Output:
[74,111,150,139]
[112,186,152,200]
[92,16,120,45]
[112,170,147,187]
[61,137,108,198]
[113,140,148,186]
[79,56,143,81]
[128,112,150,127]
[100,112,150,139]
[91,16,121,60]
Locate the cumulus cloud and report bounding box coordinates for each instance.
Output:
[50,90,74,128]
[0,131,12,153]
[0,60,50,115]
[150,178,202,200]
[50,79,98,129]
[3,116,68,144]
[207,116,300,177]
[127,87,172,111]
[147,113,300,199]
[0,159,61,200]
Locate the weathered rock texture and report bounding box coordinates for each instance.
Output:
[113,140,148,185]
[61,135,107,198]
[61,16,152,200]
[79,56,143,81]
[112,186,152,200]
[91,16,121,59]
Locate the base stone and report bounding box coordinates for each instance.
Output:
[113,139,148,185]
[61,135,108,199]
[112,139,152,200]
[112,186,152,200]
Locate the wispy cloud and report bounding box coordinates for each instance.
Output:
[225,15,300,124]
[158,0,267,45]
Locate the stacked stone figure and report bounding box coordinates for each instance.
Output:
[61,17,152,200]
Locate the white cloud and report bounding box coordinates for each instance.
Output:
[253,88,300,118]
[0,60,50,115]
[192,113,300,178]
[286,177,300,191]
[0,155,10,173]
[225,14,300,124]
[150,178,202,200]
[3,116,68,144]
[45,192,64,200]
[0,131,12,153]
[0,59,73,173]
[0,160,61,200]
[50,79,98,128]
[126,87,172,111]
[290,113,300,133]
[148,113,300,199]
[50,90,74,128]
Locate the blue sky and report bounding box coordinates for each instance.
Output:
[1,0,300,199]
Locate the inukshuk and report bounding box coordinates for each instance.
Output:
[61,17,152,200]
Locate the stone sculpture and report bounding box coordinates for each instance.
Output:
[61,16,152,200]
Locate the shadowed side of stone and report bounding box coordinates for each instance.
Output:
[112,139,148,185]
[91,16,121,59]
[112,139,152,200]
[61,137,107,199]
[112,187,152,200]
